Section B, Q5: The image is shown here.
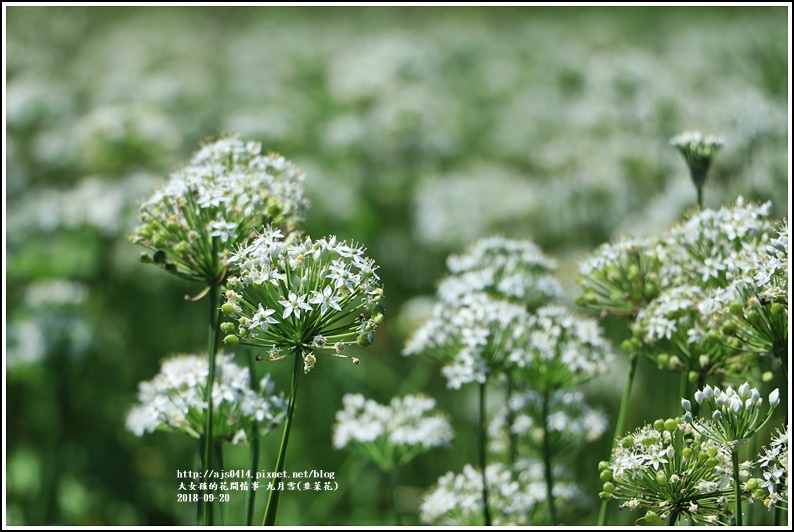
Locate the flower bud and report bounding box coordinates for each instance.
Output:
[681,399,692,412]
[769,388,780,406]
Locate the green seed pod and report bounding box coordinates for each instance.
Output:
[221,303,235,315]
[645,510,661,525]
[220,322,236,334]
[642,435,657,446]
[721,320,738,336]
[357,333,372,347]
[223,334,239,346]
[621,436,634,448]
[598,461,610,472]
[656,353,670,368]
[682,448,693,459]
[644,282,659,299]
[746,478,759,490]
[653,419,665,431]
[603,482,615,493]
[664,418,677,432]
[771,302,785,316]
[706,446,718,458]
[706,457,719,468]
[746,309,761,325]
[656,471,668,486]
[600,469,613,482]
[688,371,699,383]
[729,301,744,316]
[598,491,612,501]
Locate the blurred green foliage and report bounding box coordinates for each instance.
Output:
[5,5,789,526]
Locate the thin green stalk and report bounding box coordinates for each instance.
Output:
[506,375,517,465]
[479,381,492,526]
[541,389,557,526]
[263,348,302,526]
[389,469,402,526]
[597,352,639,526]
[773,501,780,526]
[214,440,225,526]
[201,282,222,526]
[246,353,261,526]
[732,449,743,526]
[679,372,689,412]
[696,186,703,210]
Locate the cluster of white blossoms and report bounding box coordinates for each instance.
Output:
[602,418,739,526]
[755,424,788,510]
[403,291,530,389]
[631,284,739,375]
[126,353,286,444]
[509,305,613,391]
[221,227,384,372]
[659,197,772,290]
[576,235,661,317]
[440,236,562,308]
[489,389,607,456]
[332,393,453,470]
[131,135,308,283]
[682,382,780,445]
[419,461,585,526]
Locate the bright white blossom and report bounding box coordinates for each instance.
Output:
[603,419,738,525]
[130,135,307,283]
[754,424,788,510]
[126,353,286,443]
[333,393,453,470]
[222,228,384,371]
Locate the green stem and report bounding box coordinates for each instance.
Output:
[262,348,302,526]
[506,375,517,465]
[246,353,261,527]
[597,352,639,526]
[214,441,225,526]
[667,507,681,526]
[773,501,780,526]
[389,469,402,526]
[732,448,743,526]
[679,372,689,412]
[696,185,703,210]
[542,389,557,526]
[479,381,492,526]
[201,282,222,526]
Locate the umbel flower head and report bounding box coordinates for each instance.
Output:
[670,130,724,193]
[419,461,587,526]
[601,418,739,525]
[629,284,741,379]
[682,382,780,447]
[221,227,384,372]
[126,353,286,444]
[659,196,772,290]
[130,135,308,284]
[403,290,531,389]
[332,393,453,471]
[440,236,562,309]
[508,304,613,392]
[575,235,662,318]
[489,389,607,458]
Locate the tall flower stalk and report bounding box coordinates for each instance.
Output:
[221,227,384,525]
[130,135,307,525]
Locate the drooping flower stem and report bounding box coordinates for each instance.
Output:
[478,381,492,526]
[597,352,639,526]
[541,389,557,526]
[389,469,402,526]
[246,353,261,526]
[263,347,302,526]
[201,280,222,526]
[732,449,743,526]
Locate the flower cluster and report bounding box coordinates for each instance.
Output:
[754,424,788,510]
[490,389,607,457]
[130,136,308,283]
[440,236,562,308]
[403,291,530,389]
[630,284,739,378]
[419,461,586,526]
[221,227,384,371]
[602,419,738,525]
[669,130,724,191]
[682,382,780,446]
[575,235,661,317]
[332,393,453,470]
[659,197,772,290]
[509,305,613,391]
[126,353,286,443]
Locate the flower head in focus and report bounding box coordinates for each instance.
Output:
[130,135,308,284]
[221,227,384,371]
[752,424,788,511]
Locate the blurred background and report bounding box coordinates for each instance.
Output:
[4,5,789,526]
